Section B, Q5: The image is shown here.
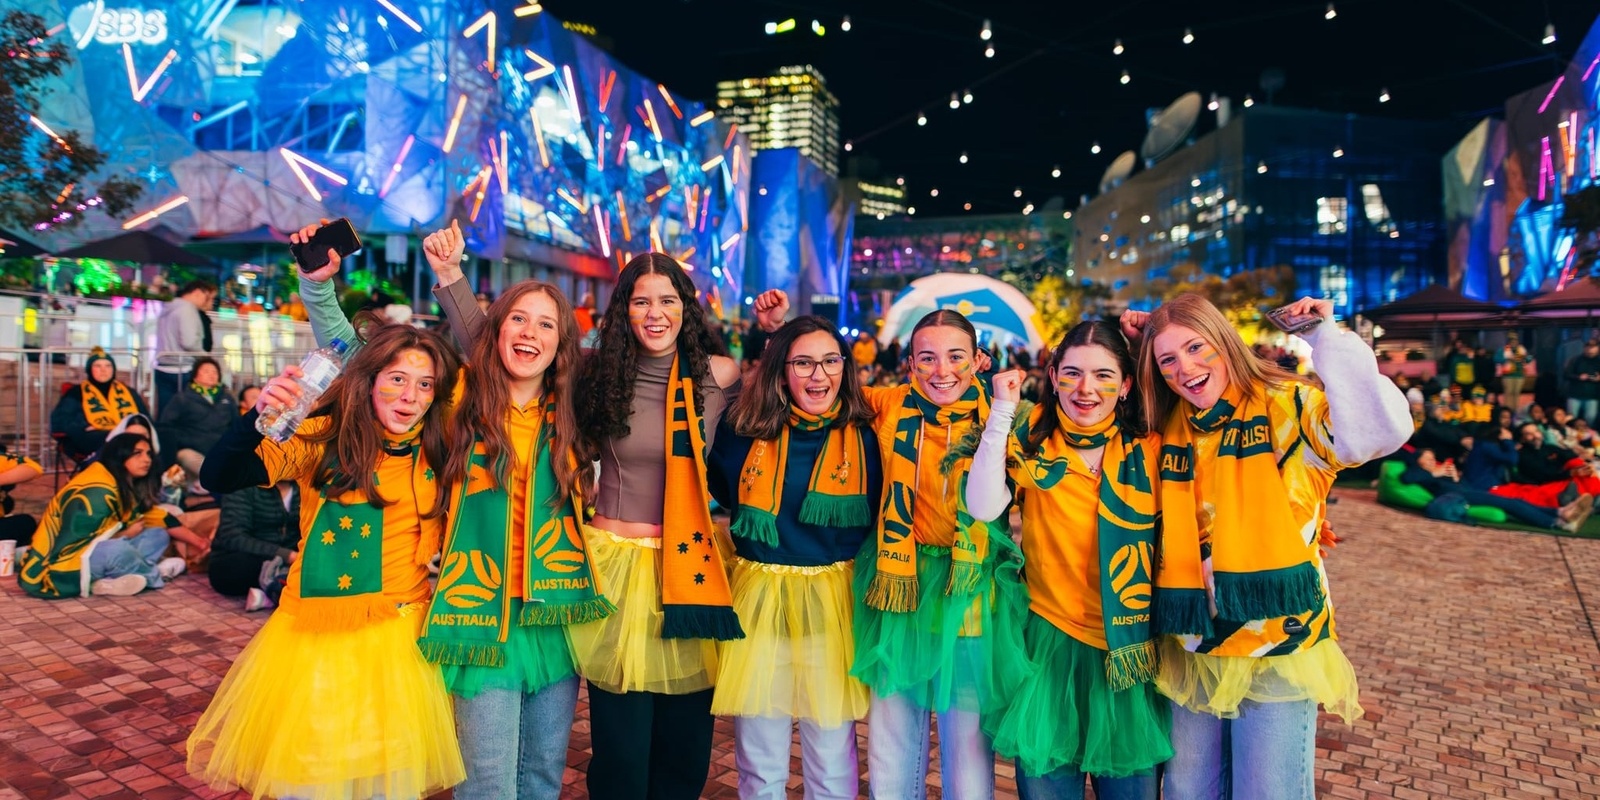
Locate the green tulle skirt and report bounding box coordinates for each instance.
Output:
[438,622,576,699]
[849,537,1030,714]
[985,613,1172,778]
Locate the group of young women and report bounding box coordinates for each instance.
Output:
[181,219,1410,800]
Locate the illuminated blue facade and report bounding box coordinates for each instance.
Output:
[17,0,750,302]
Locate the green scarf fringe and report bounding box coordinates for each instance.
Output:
[418,639,507,668]
[798,493,872,528]
[729,507,780,546]
[517,595,618,627]
[661,604,745,641]
[1104,640,1157,692]
[865,572,918,613]
[1153,587,1214,638]
[947,559,984,596]
[1212,563,1325,623]
[939,400,1035,473]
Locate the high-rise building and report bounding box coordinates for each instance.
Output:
[716,65,841,176]
[841,178,908,218]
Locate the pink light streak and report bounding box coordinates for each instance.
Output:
[379,134,416,198]
[1585,54,1600,82]
[1537,76,1563,114]
[1538,136,1553,201]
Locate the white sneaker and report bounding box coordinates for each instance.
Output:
[156,557,187,580]
[244,587,275,612]
[91,574,147,596]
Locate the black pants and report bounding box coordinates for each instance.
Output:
[585,684,715,800]
[208,551,270,597]
[0,515,37,543]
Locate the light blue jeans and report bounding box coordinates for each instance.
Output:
[87,527,170,588]
[1163,699,1317,800]
[1017,767,1157,800]
[452,676,579,800]
[867,690,993,800]
[1567,397,1599,426]
[734,715,858,799]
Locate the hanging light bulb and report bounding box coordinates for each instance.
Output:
[1090,141,1102,154]
[844,140,853,152]
[1332,146,1344,158]
[959,152,968,164]
[1243,94,1255,108]
[1257,161,1268,174]
[1190,176,1201,187]
[1112,38,1124,55]
[984,42,995,58]
[1051,165,1061,178]
[963,202,972,211]
[980,19,992,41]
[896,176,905,186]
[907,206,917,215]
[1543,23,1556,45]
[950,92,961,110]
[841,15,851,32]
[1378,87,1390,103]
[917,111,927,126]
[1182,27,1194,44]
[1324,3,1336,20]
[1013,187,1023,198]
[1120,70,1130,85]
[962,89,974,104]
[1208,92,1220,111]
[930,188,939,197]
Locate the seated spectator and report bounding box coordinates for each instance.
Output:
[1492,458,1600,510]
[0,445,44,544]
[157,357,237,491]
[1546,407,1595,459]
[1517,422,1578,485]
[1520,401,1551,429]
[17,433,199,597]
[209,481,301,611]
[49,349,152,459]
[1460,424,1518,491]
[1458,386,1493,424]
[1571,418,1599,451]
[1400,448,1592,532]
[81,413,161,472]
[1410,400,1470,463]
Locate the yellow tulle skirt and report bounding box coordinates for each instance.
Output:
[186,604,465,800]
[1155,636,1363,723]
[711,558,868,728]
[564,525,720,695]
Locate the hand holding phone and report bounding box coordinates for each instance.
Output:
[1266,305,1323,335]
[290,218,362,274]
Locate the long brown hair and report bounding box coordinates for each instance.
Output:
[1136,293,1301,428]
[727,315,875,440]
[303,313,461,517]
[442,281,591,504]
[577,253,723,445]
[1023,320,1145,457]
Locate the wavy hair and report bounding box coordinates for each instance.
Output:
[1023,320,1144,458]
[726,315,875,441]
[302,313,461,518]
[96,432,160,513]
[1136,293,1301,429]
[443,281,591,505]
[576,253,723,445]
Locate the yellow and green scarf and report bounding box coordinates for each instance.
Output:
[660,354,743,640]
[420,404,614,666]
[1013,406,1160,691]
[294,442,439,633]
[865,382,993,612]
[82,382,138,431]
[190,381,220,403]
[731,400,871,546]
[1154,382,1325,638]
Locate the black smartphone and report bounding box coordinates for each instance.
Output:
[290,218,362,272]
[1266,304,1323,335]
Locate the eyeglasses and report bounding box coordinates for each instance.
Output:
[786,356,846,378]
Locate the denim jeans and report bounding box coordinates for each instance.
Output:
[87,527,170,588]
[1016,766,1157,800]
[867,690,993,800]
[452,676,579,800]
[1163,699,1316,800]
[733,715,858,799]
[1567,397,1599,426]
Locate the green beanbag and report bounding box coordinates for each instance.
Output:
[1375,460,1506,523]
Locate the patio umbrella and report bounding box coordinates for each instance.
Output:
[0,228,48,258]
[879,273,1046,352]
[55,230,216,266]
[1359,284,1506,325]
[1517,280,1600,320]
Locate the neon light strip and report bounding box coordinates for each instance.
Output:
[557,187,586,213]
[595,124,606,163]
[514,3,542,17]
[1585,54,1600,82]
[487,135,508,196]
[1537,76,1563,114]
[1564,112,1577,178]
[594,206,611,257]
[701,155,724,172]
[464,12,497,73]
[643,98,662,142]
[529,109,551,168]
[599,70,616,113]
[646,185,670,203]
[1538,136,1553,201]
[698,194,710,232]
[616,124,631,166]
[616,191,631,241]
[379,134,416,198]
[121,195,189,229]
[468,167,492,221]
[684,184,697,226]
[732,144,742,184]
[123,45,177,102]
[724,125,738,149]
[202,0,240,39]
[280,148,348,202]
[55,183,76,203]
[657,84,683,119]
[521,49,555,80]
[649,220,662,253]
[720,233,741,251]
[678,246,695,262]
[562,65,581,126]
[27,115,68,148]
[690,110,715,127]
[443,95,468,152]
[1591,127,1597,179]
[374,0,422,32]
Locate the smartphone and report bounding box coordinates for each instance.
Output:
[1266,304,1323,335]
[290,218,362,272]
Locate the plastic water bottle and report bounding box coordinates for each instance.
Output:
[257,338,349,443]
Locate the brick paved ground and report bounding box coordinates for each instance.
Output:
[1,486,1598,799]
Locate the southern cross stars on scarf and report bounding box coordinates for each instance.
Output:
[865,382,994,612]
[1012,405,1160,690]
[420,402,613,667]
[730,399,871,546]
[1154,380,1326,640]
[660,354,742,640]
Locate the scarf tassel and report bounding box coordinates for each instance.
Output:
[1104,640,1157,693]
[1153,588,1214,638]
[518,595,617,627]
[289,595,399,633]
[418,639,507,668]
[662,604,745,641]
[946,559,984,597]
[1212,563,1325,623]
[798,494,873,528]
[729,509,781,546]
[865,572,919,613]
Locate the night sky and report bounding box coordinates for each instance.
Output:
[544,0,1595,216]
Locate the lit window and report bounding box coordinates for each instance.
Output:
[1361,184,1394,233]
[1316,197,1347,235]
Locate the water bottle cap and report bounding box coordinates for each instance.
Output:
[329,338,349,353]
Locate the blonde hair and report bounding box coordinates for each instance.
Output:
[1136,293,1302,427]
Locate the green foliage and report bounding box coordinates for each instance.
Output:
[0,11,143,231]
[1027,274,1113,345]
[1150,263,1298,338]
[72,258,122,295]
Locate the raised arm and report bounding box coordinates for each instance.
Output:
[1295,299,1411,466]
[423,220,487,351]
[966,370,1022,522]
[290,221,361,354]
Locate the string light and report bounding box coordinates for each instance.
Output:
[1120,70,1130,85]
[962,89,974,104]
[1051,165,1061,178]
[930,188,939,197]
[1208,92,1219,111]
[1378,87,1390,103]
[1332,146,1344,158]
[964,202,972,211]
[1063,211,1073,220]
[907,206,917,215]
[1022,202,1034,215]
[980,19,992,41]
[1112,38,1124,55]
[1182,27,1194,44]
[1543,23,1556,45]
[844,140,853,152]
[1324,3,1336,20]
[949,92,961,110]
[959,152,968,164]
[984,42,995,58]
[917,111,927,126]
[1257,161,1268,174]
[1243,94,1255,107]
[1190,176,1201,187]
[896,176,905,186]
[1013,187,1022,198]
[841,15,851,32]
[1091,141,1101,154]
